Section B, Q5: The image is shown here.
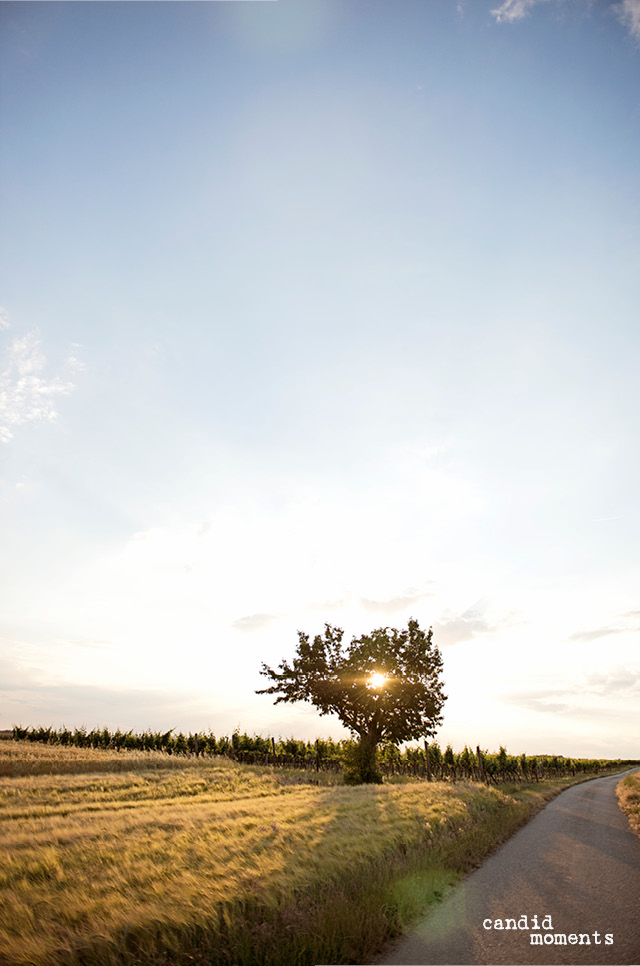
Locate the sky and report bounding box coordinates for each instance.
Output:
[1,0,639,759]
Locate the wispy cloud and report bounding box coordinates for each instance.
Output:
[569,626,628,643]
[360,586,434,615]
[67,639,111,650]
[0,330,83,442]
[491,0,640,42]
[583,667,639,696]
[614,0,640,42]
[568,614,640,643]
[232,613,280,632]
[504,690,572,714]
[434,603,499,646]
[504,665,640,716]
[0,666,232,732]
[490,0,551,24]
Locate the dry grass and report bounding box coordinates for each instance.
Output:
[0,740,205,777]
[616,769,640,837]
[0,741,598,966]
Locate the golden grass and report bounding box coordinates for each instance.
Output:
[616,769,640,837]
[0,742,602,966]
[0,740,205,777]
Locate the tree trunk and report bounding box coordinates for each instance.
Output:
[344,730,383,784]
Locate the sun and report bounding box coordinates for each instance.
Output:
[367,671,387,689]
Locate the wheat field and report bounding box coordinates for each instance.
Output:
[0,740,606,966]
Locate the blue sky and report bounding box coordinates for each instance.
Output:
[1,0,639,757]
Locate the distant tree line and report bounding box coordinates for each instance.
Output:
[10,725,636,783]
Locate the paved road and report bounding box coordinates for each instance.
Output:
[375,770,640,965]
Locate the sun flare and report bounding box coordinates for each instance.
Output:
[367,672,387,689]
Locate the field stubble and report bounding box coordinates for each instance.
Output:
[0,741,615,966]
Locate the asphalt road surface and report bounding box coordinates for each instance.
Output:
[374,770,640,965]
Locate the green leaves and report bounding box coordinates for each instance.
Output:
[257,619,447,748]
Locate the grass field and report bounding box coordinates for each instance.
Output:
[616,769,640,838]
[0,741,622,966]
[0,738,212,778]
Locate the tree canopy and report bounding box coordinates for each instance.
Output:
[256,618,446,752]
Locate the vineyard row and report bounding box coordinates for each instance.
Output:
[10,725,638,783]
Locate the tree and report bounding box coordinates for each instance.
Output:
[256,618,447,784]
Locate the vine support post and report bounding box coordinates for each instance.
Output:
[424,739,431,781]
[477,745,486,783]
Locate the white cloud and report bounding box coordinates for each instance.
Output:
[491,0,640,42]
[232,613,280,632]
[569,626,628,643]
[614,0,640,41]
[568,610,640,642]
[360,588,434,615]
[434,613,494,646]
[504,690,573,714]
[10,447,485,696]
[0,307,10,332]
[503,664,640,719]
[490,0,549,23]
[0,331,83,442]
[0,656,235,733]
[432,601,517,646]
[583,666,640,696]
